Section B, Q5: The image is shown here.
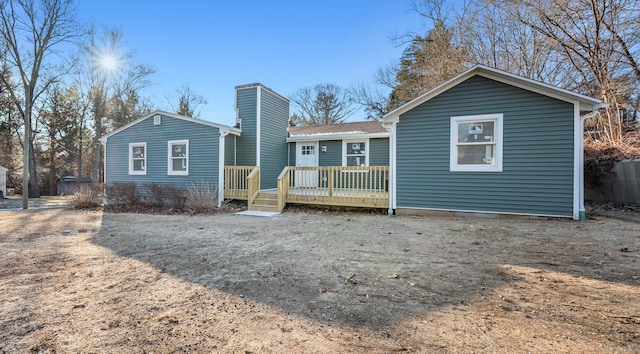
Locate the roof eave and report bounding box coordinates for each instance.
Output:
[287,132,389,142]
[382,64,605,122]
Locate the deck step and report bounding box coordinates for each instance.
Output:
[249,191,280,212]
[249,204,280,212]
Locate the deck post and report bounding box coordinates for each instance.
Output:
[328,168,334,197]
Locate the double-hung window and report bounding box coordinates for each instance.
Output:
[168,140,189,175]
[129,142,147,175]
[450,114,503,172]
[343,140,368,167]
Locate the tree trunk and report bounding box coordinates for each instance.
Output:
[92,115,102,184]
[49,143,56,196]
[28,138,40,198]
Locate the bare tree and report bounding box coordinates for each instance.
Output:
[80,26,154,184]
[497,0,640,143]
[290,83,356,126]
[0,0,79,208]
[169,84,207,118]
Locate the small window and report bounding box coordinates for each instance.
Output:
[168,140,189,176]
[154,115,161,125]
[343,140,368,167]
[301,145,315,155]
[129,142,147,175]
[450,114,503,172]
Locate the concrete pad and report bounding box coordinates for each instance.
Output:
[235,210,280,217]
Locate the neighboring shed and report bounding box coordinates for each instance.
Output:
[100,111,241,205]
[0,165,7,198]
[287,121,389,168]
[383,65,606,220]
[56,176,93,195]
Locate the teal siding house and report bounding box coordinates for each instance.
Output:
[287,121,389,168]
[101,66,604,219]
[383,65,605,219]
[100,83,288,205]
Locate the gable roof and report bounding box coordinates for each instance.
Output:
[99,110,241,143]
[383,65,606,122]
[287,121,389,142]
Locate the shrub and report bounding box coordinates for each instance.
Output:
[146,182,167,206]
[71,184,103,209]
[163,183,185,209]
[185,181,218,212]
[107,182,139,205]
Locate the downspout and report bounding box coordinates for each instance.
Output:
[218,130,230,207]
[578,103,607,220]
[383,119,397,216]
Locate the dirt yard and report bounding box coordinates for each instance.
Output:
[0,208,638,353]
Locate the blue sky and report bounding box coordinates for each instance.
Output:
[77,1,423,125]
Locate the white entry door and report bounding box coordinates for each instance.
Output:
[295,142,318,187]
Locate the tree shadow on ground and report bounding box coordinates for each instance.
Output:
[91,211,640,330]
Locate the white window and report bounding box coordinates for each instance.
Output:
[168,140,189,176]
[450,114,503,172]
[129,142,147,175]
[343,140,368,167]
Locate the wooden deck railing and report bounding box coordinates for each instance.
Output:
[277,166,389,209]
[224,166,255,199]
[246,166,260,207]
[277,167,291,212]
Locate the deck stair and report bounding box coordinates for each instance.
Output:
[248,191,280,212]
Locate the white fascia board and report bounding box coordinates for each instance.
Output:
[287,132,389,143]
[99,110,241,142]
[382,64,605,122]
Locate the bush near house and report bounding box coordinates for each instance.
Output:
[70,184,103,209]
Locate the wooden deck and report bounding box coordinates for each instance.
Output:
[225,166,389,211]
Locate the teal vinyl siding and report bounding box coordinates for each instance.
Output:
[259,87,289,189]
[319,140,342,166]
[288,143,296,166]
[396,75,574,217]
[370,138,389,166]
[235,87,257,166]
[105,114,219,194]
[224,134,236,166]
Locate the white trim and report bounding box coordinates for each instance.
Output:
[256,86,261,166]
[287,132,389,143]
[450,114,503,172]
[128,142,147,175]
[383,121,397,213]
[573,101,581,220]
[99,110,241,143]
[342,138,370,167]
[218,131,229,207]
[153,115,161,125]
[383,65,604,124]
[396,206,574,219]
[167,140,189,176]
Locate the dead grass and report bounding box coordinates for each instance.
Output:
[0,209,638,353]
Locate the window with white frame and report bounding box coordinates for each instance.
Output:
[168,140,189,175]
[450,114,503,172]
[343,140,368,166]
[129,142,147,175]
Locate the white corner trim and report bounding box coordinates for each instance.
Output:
[218,131,228,207]
[256,86,261,166]
[573,101,581,220]
[128,142,147,175]
[389,120,397,212]
[167,140,189,176]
